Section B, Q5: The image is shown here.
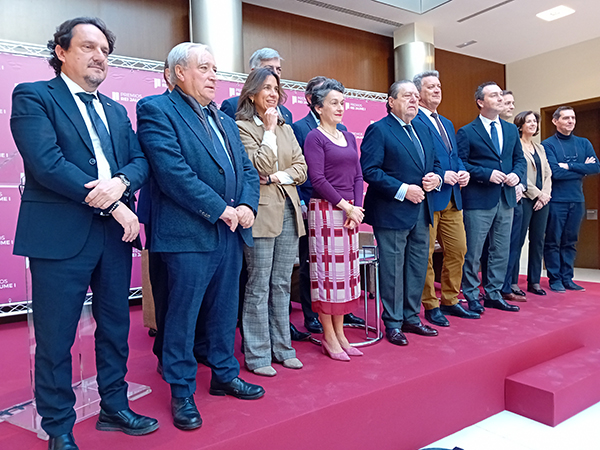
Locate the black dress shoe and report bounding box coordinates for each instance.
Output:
[467,300,485,314]
[210,377,265,400]
[424,307,449,327]
[304,317,323,334]
[48,433,78,450]
[527,285,547,296]
[511,287,527,297]
[483,297,520,312]
[564,281,586,292]
[290,323,311,341]
[402,322,438,336]
[171,396,202,430]
[385,328,408,346]
[96,408,159,435]
[344,313,365,325]
[440,303,480,319]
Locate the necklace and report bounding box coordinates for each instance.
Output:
[318,125,341,140]
[521,139,535,154]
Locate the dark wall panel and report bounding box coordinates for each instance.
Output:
[436,49,506,130]
[242,3,394,92]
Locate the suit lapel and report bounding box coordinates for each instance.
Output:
[500,119,513,156]
[474,117,500,158]
[417,110,448,152]
[306,113,318,130]
[170,91,222,166]
[47,77,95,157]
[387,115,424,170]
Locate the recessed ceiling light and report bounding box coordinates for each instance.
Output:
[457,40,477,49]
[536,5,575,22]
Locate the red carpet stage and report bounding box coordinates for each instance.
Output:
[2,277,600,450]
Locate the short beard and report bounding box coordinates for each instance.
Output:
[84,74,105,90]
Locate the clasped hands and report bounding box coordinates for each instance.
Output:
[85,178,138,242]
[405,172,441,204]
[220,205,254,232]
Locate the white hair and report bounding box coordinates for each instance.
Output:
[167,42,210,86]
[248,47,282,69]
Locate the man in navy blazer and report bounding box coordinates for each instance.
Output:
[457,82,526,314]
[137,42,263,431]
[10,17,157,449]
[361,80,443,346]
[290,76,364,335]
[412,71,480,327]
[220,47,293,124]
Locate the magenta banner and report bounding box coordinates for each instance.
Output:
[0,51,386,309]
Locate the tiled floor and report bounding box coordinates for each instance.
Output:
[424,268,600,450]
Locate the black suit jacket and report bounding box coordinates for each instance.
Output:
[220,95,293,124]
[291,112,347,204]
[361,114,442,230]
[457,117,526,210]
[10,76,148,259]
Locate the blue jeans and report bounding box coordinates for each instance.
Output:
[543,201,585,284]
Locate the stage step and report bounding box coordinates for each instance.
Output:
[505,346,600,426]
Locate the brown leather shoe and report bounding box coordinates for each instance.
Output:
[401,322,438,336]
[501,292,526,302]
[385,328,408,346]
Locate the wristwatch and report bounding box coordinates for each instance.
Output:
[114,174,131,197]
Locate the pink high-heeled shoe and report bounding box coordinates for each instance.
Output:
[321,340,350,361]
[342,345,364,357]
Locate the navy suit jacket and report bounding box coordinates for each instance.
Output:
[291,112,347,205]
[457,116,526,210]
[413,109,465,211]
[137,88,259,253]
[220,95,293,124]
[10,77,149,259]
[361,114,442,230]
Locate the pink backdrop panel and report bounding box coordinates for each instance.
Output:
[0,51,386,307]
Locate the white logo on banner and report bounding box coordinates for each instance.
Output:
[112,92,120,101]
[0,279,15,290]
[345,102,366,112]
[0,235,13,246]
[0,192,11,202]
[154,78,162,89]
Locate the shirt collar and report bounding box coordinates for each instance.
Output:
[310,110,320,126]
[60,72,98,96]
[479,114,500,128]
[253,115,263,126]
[419,105,436,116]
[391,112,409,127]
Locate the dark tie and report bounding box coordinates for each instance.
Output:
[76,92,118,174]
[490,121,501,155]
[202,108,234,170]
[404,124,425,166]
[430,112,451,152]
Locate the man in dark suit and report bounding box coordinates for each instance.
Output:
[412,71,480,327]
[291,76,364,334]
[137,42,264,431]
[10,17,158,450]
[220,47,293,124]
[361,80,443,346]
[457,82,526,314]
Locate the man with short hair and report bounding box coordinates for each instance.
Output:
[500,90,515,121]
[457,82,526,314]
[291,76,364,334]
[10,17,158,450]
[137,42,264,431]
[361,80,443,346]
[220,47,292,123]
[542,106,600,292]
[412,71,479,327]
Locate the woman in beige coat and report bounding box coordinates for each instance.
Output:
[235,68,307,376]
[514,111,552,295]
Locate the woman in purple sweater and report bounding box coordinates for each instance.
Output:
[304,79,364,361]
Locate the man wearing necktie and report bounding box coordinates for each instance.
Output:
[361,80,443,346]
[412,71,480,328]
[137,42,263,432]
[457,82,526,314]
[10,17,157,450]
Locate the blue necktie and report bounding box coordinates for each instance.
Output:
[490,121,501,155]
[404,124,425,166]
[76,92,118,174]
[431,112,451,152]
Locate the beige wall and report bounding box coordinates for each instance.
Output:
[506,36,600,127]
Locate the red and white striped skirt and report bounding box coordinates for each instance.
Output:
[308,198,360,315]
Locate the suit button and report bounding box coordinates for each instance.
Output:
[500,160,503,163]
[89,158,96,165]
[220,193,224,198]
[219,168,224,174]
